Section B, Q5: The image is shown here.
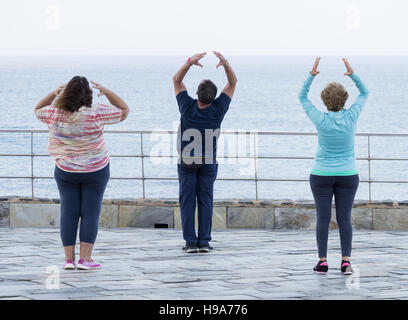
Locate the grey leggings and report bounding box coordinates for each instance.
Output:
[309,174,359,258]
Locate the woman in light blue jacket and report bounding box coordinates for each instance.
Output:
[299,58,369,275]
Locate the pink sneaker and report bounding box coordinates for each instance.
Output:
[63,259,76,270]
[77,258,101,270]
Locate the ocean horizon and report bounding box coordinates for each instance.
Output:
[1,55,407,200]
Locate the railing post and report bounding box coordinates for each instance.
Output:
[30,131,34,198]
[140,132,146,199]
[368,135,372,202]
[253,132,258,200]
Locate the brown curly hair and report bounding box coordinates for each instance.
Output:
[321,82,349,112]
[54,76,93,112]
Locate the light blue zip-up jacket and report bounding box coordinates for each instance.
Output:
[299,73,369,175]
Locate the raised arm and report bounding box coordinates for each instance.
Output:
[298,57,324,127]
[213,51,237,99]
[172,52,206,96]
[91,81,129,122]
[35,85,65,111]
[343,58,369,122]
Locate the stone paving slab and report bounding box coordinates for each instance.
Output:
[1,228,408,300]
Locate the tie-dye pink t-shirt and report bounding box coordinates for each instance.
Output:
[35,104,122,173]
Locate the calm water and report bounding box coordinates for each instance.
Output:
[0,55,407,200]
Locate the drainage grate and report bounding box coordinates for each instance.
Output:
[154,223,168,228]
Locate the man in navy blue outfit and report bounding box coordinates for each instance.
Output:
[173,51,237,253]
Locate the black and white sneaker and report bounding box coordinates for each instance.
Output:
[341,260,353,275]
[183,244,198,253]
[198,244,213,253]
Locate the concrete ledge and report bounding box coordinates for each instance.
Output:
[1,197,408,230]
[3,197,408,208]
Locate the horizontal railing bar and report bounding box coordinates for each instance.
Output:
[0,154,144,157]
[1,129,408,137]
[2,154,408,162]
[0,176,407,184]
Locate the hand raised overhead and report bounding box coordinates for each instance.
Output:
[310,57,321,76]
[187,52,207,68]
[213,51,229,68]
[343,58,354,76]
[90,81,107,97]
[54,84,66,96]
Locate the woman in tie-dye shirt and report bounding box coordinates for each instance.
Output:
[35,76,129,270]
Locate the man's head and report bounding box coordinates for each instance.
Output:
[321,82,349,112]
[196,79,217,104]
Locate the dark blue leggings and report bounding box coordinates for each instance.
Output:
[54,164,110,246]
[309,174,359,258]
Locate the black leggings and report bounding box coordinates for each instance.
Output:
[309,174,359,258]
[54,164,110,246]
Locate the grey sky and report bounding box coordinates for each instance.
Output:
[1,0,407,55]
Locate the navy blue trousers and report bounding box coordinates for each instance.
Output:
[310,174,359,258]
[54,164,110,246]
[178,163,218,246]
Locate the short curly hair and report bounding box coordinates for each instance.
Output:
[321,82,349,112]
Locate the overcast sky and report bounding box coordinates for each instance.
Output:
[1,0,407,55]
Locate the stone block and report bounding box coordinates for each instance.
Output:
[274,207,316,230]
[330,208,372,230]
[10,203,59,227]
[0,203,10,227]
[99,205,119,228]
[227,207,274,229]
[373,209,408,230]
[10,203,118,228]
[174,207,226,229]
[119,206,174,228]
[264,209,275,229]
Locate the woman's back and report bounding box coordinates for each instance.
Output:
[36,103,122,172]
[299,72,369,175]
[315,109,358,172]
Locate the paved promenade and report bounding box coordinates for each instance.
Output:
[1,228,408,300]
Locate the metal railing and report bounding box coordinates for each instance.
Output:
[0,129,408,201]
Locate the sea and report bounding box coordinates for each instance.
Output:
[0,55,407,201]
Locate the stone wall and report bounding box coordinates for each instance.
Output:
[1,197,408,230]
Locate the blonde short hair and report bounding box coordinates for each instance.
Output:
[321,82,348,112]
